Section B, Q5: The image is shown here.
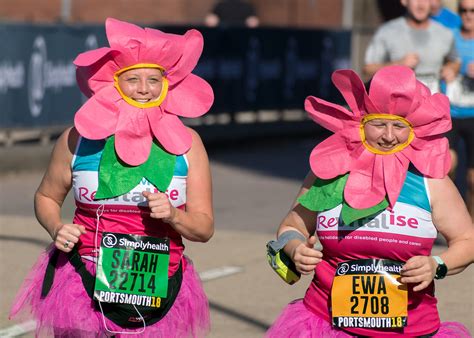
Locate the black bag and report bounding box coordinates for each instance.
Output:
[41,248,182,328]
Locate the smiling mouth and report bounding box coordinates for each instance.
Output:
[133,98,152,103]
[378,143,397,150]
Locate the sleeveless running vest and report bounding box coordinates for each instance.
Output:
[304,170,440,336]
[71,137,188,275]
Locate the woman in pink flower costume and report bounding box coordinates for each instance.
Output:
[266,65,474,337]
[10,18,214,337]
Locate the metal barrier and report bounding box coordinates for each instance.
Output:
[0,23,351,145]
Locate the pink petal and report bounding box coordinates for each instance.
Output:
[166,30,203,84]
[148,112,192,155]
[104,18,151,67]
[74,47,114,67]
[166,74,214,117]
[144,28,184,70]
[309,133,355,179]
[113,48,141,68]
[410,93,451,137]
[305,96,359,132]
[82,60,120,97]
[332,69,378,115]
[114,105,153,166]
[344,152,386,209]
[106,18,146,51]
[402,138,451,178]
[75,51,119,97]
[368,65,416,117]
[74,86,121,139]
[409,80,431,112]
[383,154,410,207]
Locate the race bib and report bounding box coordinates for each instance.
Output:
[331,259,408,330]
[94,232,170,308]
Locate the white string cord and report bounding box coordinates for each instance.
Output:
[93,204,147,335]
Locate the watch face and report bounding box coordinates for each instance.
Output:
[436,264,448,279]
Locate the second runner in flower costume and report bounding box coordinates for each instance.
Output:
[267,65,474,337]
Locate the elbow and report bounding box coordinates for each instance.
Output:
[198,222,214,243]
[188,217,214,243]
[199,229,214,243]
[190,229,213,243]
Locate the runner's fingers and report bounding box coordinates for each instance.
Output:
[150,210,172,219]
[401,272,433,285]
[412,281,430,292]
[148,199,171,210]
[403,258,432,274]
[55,237,75,252]
[402,265,420,274]
[144,192,167,202]
[58,224,84,238]
[297,263,317,274]
[299,247,322,258]
[68,227,84,238]
[150,205,172,216]
[401,266,426,277]
[299,256,321,266]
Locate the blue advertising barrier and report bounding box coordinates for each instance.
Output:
[0,23,350,129]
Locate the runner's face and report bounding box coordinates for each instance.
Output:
[117,68,164,103]
[363,119,411,152]
[403,0,431,23]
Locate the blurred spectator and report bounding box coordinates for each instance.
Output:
[430,0,462,29]
[364,0,460,93]
[445,0,474,218]
[204,0,260,28]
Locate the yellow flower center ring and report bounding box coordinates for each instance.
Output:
[114,63,169,108]
[359,114,415,155]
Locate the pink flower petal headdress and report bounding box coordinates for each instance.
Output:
[73,18,214,166]
[305,65,451,210]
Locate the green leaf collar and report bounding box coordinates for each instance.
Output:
[95,136,177,200]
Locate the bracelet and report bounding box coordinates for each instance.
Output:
[269,230,307,253]
[266,230,306,285]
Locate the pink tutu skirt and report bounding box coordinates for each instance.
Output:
[10,245,209,338]
[266,299,471,338]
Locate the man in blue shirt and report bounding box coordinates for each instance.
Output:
[431,0,462,29]
[445,0,474,219]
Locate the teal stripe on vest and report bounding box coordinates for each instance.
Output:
[397,170,431,212]
[174,155,188,177]
[73,138,104,171]
[72,137,188,176]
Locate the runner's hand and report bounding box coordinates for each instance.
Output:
[400,53,419,69]
[400,255,437,292]
[291,236,323,275]
[142,191,176,223]
[54,223,86,253]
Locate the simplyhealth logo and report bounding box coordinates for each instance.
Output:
[102,233,169,252]
[336,261,402,276]
[27,34,99,117]
[103,233,118,248]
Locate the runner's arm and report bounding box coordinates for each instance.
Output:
[429,176,474,275]
[160,128,214,242]
[35,127,84,247]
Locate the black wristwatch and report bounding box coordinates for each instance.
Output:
[433,256,448,280]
